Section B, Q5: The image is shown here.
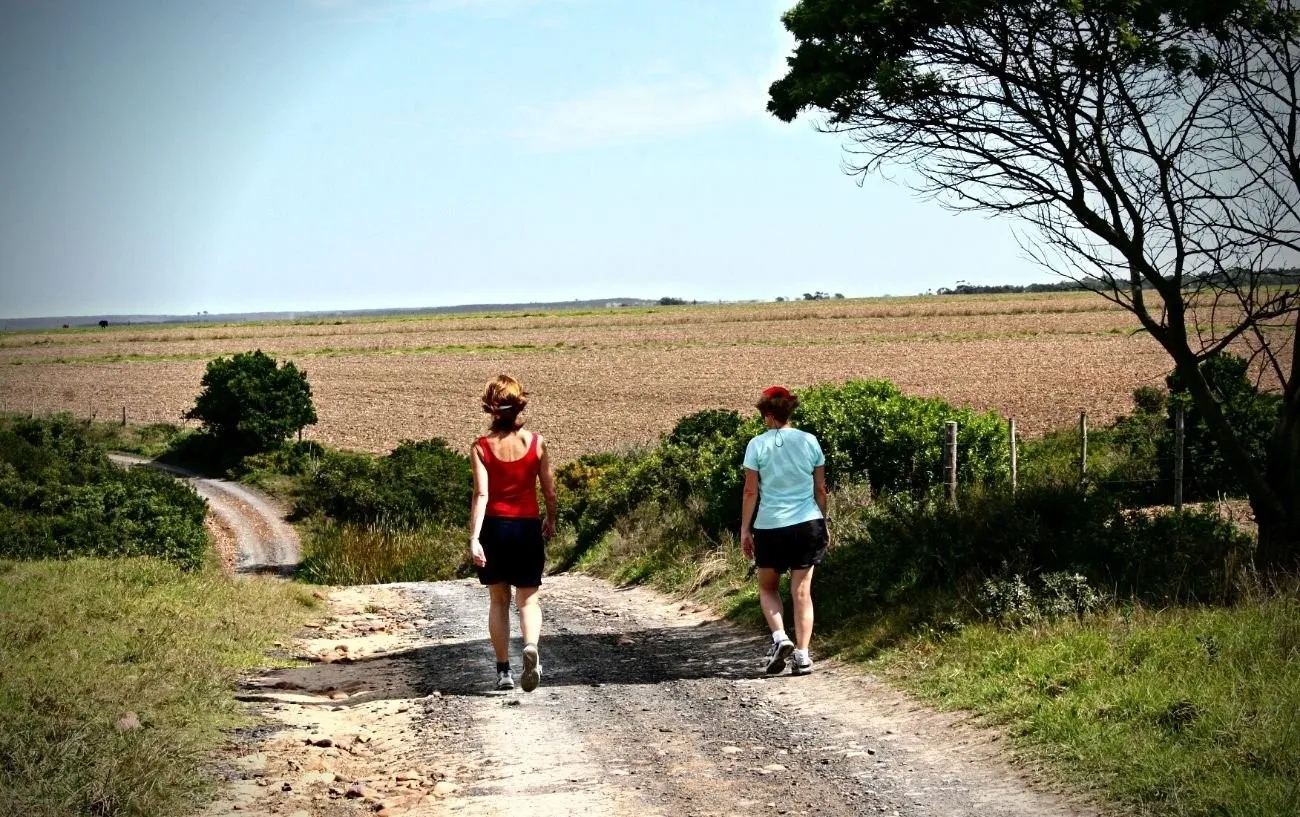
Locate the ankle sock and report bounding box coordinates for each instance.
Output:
[496,661,510,674]
[793,648,809,662]
[772,631,789,645]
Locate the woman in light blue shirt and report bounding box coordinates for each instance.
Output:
[740,385,828,676]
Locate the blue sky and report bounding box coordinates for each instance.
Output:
[0,0,1046,319]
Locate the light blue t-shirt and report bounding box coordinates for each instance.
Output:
[743,428,826,530]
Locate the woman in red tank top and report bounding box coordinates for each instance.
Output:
[468,375,557,693]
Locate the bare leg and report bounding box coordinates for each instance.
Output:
[757,568,787,637]
[790,567,815,650]
[515,586,541,646]
[488,583,511,663]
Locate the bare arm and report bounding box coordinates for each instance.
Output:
[468,444,489,567]
[740,468,760,559]
[538,434,558,538]
[813,465,827,516]
[813,465,829,547]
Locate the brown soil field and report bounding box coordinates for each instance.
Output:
[0,293,1285,460]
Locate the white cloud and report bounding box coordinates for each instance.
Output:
[514,75,770,152]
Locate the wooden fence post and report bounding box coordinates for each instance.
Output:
[1009,418,1018,495]
[944,421,959,505]
[1079,412,1088,483]
[1174,404,1185,511]
[121,406,127,427]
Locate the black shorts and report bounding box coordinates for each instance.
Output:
[475,516,545,588]
[753,519,827,573]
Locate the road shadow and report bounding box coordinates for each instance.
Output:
[248,619,780,706]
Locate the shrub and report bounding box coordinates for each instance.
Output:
[183,350,317,457]
[792,380,1010,493]
[301,439,471,528]
[815,484,1253,620]
[0,416,209,569]
[1166,353,1282,500]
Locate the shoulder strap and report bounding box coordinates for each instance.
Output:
[476,437,493,463]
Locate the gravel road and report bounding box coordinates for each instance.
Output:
[400,576,1104,817]
[108,453,300,575]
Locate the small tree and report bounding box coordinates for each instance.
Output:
[184,351,317,455]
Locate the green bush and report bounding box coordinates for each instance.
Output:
[815,485,1253,621]
[793,380,1010,492]
[301,439,471,528]
[1166,353,1281,500]
[0,416,209,569]
[183,351,317,457]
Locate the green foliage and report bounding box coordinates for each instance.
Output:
[301,439,471,528]
[793,380,1009,492]
[183,350,317,456]
[0,416,209,569]
[1166,354,1282,500]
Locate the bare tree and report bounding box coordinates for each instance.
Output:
[769,0,1300,566]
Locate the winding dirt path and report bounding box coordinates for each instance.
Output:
[207,577,1108,817]
[108,454,300,576]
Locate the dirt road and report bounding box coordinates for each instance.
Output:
[108,453,299,575]
[210,577,1105,817]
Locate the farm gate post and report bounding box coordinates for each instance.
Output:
[944,421,958,506]
[1079,412,1088,484]
[1009,418,1018,495]
[1174,404,1185,510]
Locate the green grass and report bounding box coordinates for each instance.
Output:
[297,520,471,585]
[0,557,320,817]
[872,596,1300,817]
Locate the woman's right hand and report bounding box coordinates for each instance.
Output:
[470,538,486,568]
[741,530,755,560]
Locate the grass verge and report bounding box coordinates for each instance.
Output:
[0,557,320,817]
[873,595,1300,817]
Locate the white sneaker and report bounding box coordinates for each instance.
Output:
[765,637,795,674]
[495,670,515,691]
[521,643,542,692]
[791,651,813,676]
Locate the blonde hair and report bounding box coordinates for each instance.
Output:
[481,375,528,433]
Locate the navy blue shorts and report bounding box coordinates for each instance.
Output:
[475,516,545,588]
[754,519,827,573]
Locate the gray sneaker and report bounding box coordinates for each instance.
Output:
[496,670,515,691]
[791,652,814,676]
[520,643,542,692]
[765,637,795,674]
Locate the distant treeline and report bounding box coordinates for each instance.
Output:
[938,268,1299,295]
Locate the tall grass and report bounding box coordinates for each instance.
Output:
[297,520,470,585]
[0,557,318,817]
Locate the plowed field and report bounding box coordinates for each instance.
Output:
[0,293,1245,459]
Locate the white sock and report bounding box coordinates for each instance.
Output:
[793,648,810,661]
[772,631,789,645]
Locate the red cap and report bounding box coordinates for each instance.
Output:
[762,385,793,399]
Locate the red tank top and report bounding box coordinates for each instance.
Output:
[477,432,541,519]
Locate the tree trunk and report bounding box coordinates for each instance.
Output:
[1256,395,1300,571]
[1170,352,1295,570]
